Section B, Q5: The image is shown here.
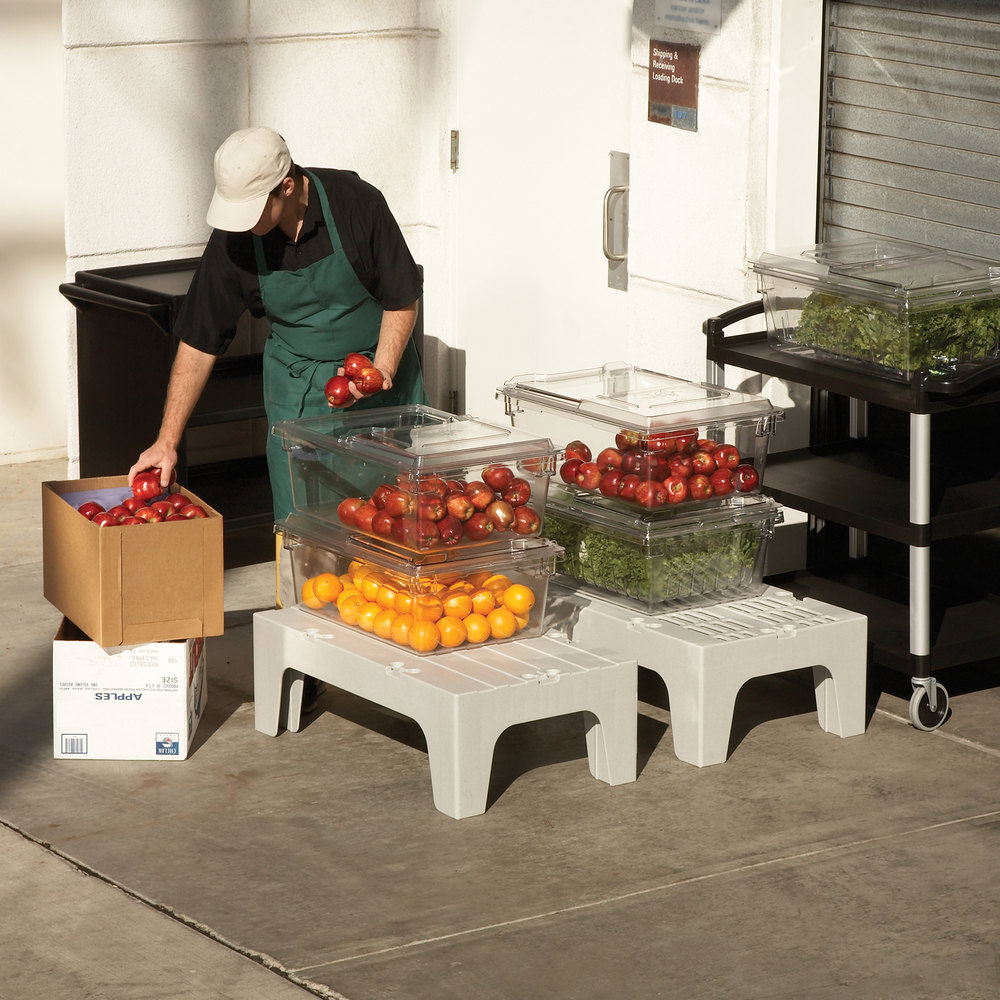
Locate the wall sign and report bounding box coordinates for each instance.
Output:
[654,0,721,36]
[648,41,699,132]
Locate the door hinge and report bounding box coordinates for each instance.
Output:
[450,130,460,172]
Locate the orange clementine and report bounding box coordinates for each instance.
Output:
[466,570,492,588]
[335,585,361,610]
[502,583,535,616]
[390,612,415,646]
[360,571,389,602]
[411,594,444,622]
[373,608,398,639]
[463,612,491,644]
[408,619,441,653]
[357,600,382,632]
[447,579,475,594]
[483,573,512,595]
[437,615,468,648]
[375,583,399,610]
[393,590,414,615]
[487,606,517,639]
[470,588,496,616]
[513,611,530,632]
[442,591,474,620]
[300,578,324,610]
[312,572,343,604]
[338,592,367,625]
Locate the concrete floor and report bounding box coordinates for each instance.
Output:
[3,457,1000,1000]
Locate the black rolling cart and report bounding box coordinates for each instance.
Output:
[704,299,1000,730]
[60,258,274,566]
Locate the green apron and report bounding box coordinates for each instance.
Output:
[254,169,424,520]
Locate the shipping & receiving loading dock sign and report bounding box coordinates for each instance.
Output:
[648,41,699,132]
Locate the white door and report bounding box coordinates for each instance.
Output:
[453,0,633,417]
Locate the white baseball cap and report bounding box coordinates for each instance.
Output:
[206,127,292,232]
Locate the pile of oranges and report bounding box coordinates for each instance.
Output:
[299,561,537,653]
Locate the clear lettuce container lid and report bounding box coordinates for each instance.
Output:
[750,238,1000,311]
[499,364,779,432]
[545,491,782,541]
[274,405,556,474]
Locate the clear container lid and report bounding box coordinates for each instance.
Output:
[274,405,556,474]
[278,512,560,571]
[750,238,1000,310]
[546,491,782,542]
[499,364,779,432]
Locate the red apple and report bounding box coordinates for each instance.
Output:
[486,499,515,532]
[77,501,105,520]
[120,516,146,525]
[564,440,592,463]
[615,430,641,451]
[599,469,623,497]
[672,430,698,454]
[417,497,446,522]
[371,509,395,536]
[713,444,741,470]
[687,474,714,500]
[574,462,602,491]
[482,464,514,491]
[559,458,582,484]
[618,473,642,501]
[668,454,693,479]
[178,504,208,519]
[436,514,464,545]
[595,447,623,472]
[383,488,412,517]
[709,468,735,496]
[690,450,717,475]
[92,511,119,527]
[501,478,531,506]
[337,496,364,526]
[412,518,440,549]
[150,500,174,519]
[733,464,760,492]
[513,505,541,535]
[371,484,394,509]
[343,352,371,381]
[164,513,186,522]
[635,480,668,508]
[464,481,495,511]
[445,491,475,522]
[645,432,678,455]
[697,438,719,453]
[353,502,378,532]
[637,453,670,481]
[463,512,495,541]
[418,477,449,498]
[164,493,190,511]
[391,514,415,546]
[664,475,689,504]
[133,506,163,523]
[356,366,385,396]
[131,471,163,503]
[621,450,644,474]
[445,478,467,493]
[324,374,353,407]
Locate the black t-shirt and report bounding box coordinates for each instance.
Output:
[175,167,423,355]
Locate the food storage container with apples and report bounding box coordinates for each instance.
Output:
[273,406,557,554]
[749,237,1000,380]
[543,492,782,613]
[499,364,782,514]
[278,513,561,655]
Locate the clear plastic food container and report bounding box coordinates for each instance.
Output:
[279,513,561,655]
[273,405,557,552]
[499,364,782,513]
[750,238,1000,379]
[542,492,782,613]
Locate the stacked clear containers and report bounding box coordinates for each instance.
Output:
[750,238,1000,380]
[273,405,561,654]
[499,364,783,613]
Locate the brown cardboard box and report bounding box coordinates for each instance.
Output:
[42,476,224,646]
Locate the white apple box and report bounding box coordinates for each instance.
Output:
[52,618,207,761]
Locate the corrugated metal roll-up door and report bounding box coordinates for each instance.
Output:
[820,0,1000,257]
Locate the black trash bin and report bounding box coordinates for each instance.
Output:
[60,258,275,567]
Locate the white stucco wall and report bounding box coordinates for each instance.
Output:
[46,0,819,470]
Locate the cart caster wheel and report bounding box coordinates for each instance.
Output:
[908,683,950,732]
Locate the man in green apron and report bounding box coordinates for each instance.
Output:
[129,126,425,521]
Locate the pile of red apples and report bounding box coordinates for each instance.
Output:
[76,468,208,526]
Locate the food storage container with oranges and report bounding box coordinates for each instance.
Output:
[273,405,557,554]
[279,513,561,655]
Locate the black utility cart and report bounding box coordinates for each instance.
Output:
[705,299,1000,731]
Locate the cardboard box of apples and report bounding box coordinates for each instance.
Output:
[42,473,223,647]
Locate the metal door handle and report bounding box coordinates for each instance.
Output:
[602,184,629,261]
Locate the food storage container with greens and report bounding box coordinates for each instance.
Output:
[499,364,782,513]
[749,238,1000,380]
[273,405,556,553]
[278,512,561,654]
[542,492,782,613]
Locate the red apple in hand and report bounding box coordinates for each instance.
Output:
[325,375,353,407]
[343,352,371,381]
[356,367,385,396]
[132,471,163,503]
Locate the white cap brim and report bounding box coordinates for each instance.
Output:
[206,187,270,232]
